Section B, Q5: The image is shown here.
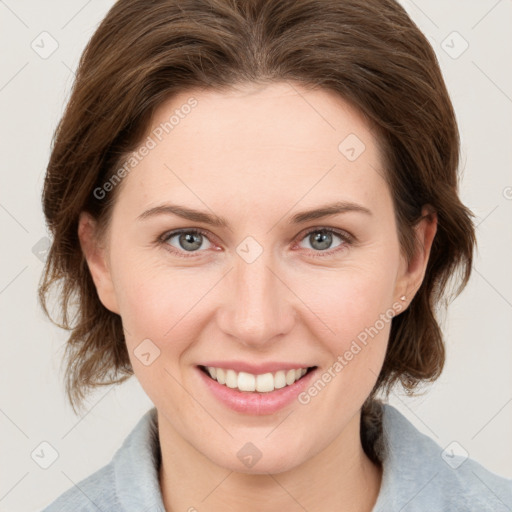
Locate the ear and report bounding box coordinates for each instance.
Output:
[77,211,120,314]
[395,206,438,305]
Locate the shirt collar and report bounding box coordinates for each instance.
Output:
[110,403,503,511]
[113,407,165,511]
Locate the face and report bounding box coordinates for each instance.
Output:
[80,81,435,474]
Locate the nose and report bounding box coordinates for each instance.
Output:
[216,250,296,349]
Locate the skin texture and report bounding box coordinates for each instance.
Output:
[78,81,437,511]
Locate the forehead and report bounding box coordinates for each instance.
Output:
[153,81,377,156]
[112,81,388,218]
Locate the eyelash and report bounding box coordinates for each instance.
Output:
[158,227,354,259]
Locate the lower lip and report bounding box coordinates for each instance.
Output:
[197,366,317,415]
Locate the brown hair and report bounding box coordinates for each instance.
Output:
[39,0,475,454]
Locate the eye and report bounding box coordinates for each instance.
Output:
[158,226,354,259]
[296,227,353,257]
[160,229,214,257]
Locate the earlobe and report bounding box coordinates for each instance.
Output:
[77,212,120,314]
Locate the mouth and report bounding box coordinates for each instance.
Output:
[198,365,317,393]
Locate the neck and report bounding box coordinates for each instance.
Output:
[158,410,382,512]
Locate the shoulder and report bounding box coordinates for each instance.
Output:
[41,463,118,511]
[372,403,512,511]
[41,408,166,512]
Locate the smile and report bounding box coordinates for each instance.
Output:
[199,365,316,393]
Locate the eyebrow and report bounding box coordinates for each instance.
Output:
[137,200,372,227]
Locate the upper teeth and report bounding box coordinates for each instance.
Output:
[206,367,308,393]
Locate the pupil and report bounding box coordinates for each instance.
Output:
[311,231,332,250]
[180,232,202,251]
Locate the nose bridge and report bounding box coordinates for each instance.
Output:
[218,245,294,346]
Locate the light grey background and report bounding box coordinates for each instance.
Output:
[0,1,511,510]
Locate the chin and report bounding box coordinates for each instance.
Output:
[204,440,306,475]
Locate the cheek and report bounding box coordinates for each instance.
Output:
[110,252,215,373]
[113,273,170,338]
[288,248,399,404]
[295,258,398,345]
[107,247,186,357]
[113,264,200,408]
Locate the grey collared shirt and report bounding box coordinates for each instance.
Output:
[42,404,512,511]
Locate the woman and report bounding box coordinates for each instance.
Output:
[39,0,512,510]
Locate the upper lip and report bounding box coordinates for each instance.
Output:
[198,361,316,374]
